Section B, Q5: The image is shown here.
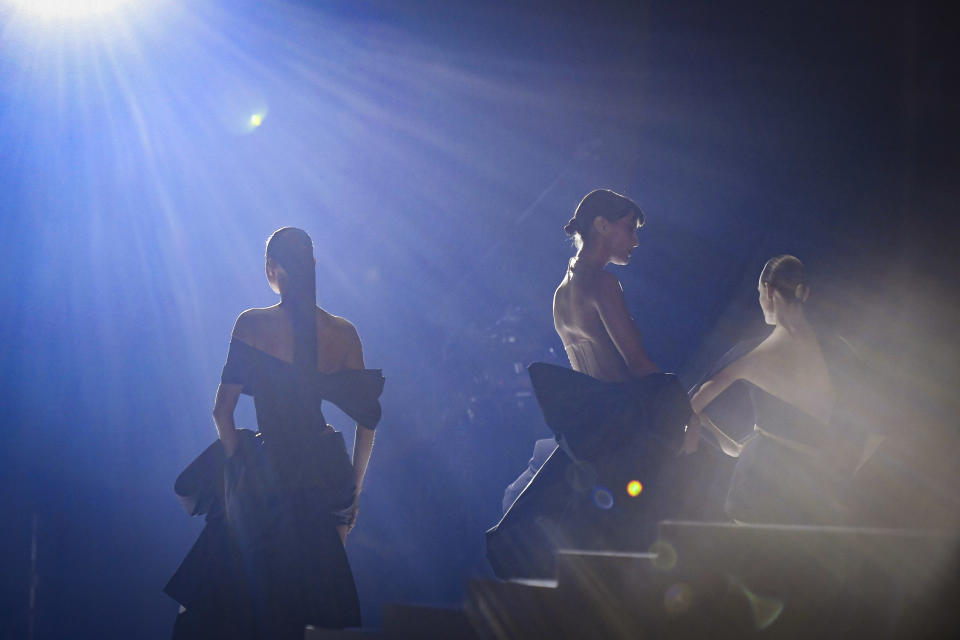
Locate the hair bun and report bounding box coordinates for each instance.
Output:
[563,217,580,236]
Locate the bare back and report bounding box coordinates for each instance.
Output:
[747,328,835,426]
[233,305,363,374]
[553,268,633,382]
[692,325,835,428]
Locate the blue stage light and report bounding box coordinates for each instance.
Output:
[6,0,141,20]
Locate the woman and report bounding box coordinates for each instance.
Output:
[166,227,384,639]
[487,190,692,579]
[689,255,853,524]
[553,188,659,382]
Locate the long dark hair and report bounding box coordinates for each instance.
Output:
[266,227,317,370]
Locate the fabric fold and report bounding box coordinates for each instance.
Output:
[487,363,692,580]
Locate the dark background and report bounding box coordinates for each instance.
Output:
[1,0,958,637]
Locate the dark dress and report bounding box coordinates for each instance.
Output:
[486,363,692,579]
[165,339,384,639]
[699,331,863,525]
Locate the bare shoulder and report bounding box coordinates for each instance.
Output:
[752,331,790,358]
[320,312,364,369]
[321,312,359,339]
[320,311,363,354]
[593,269,621,290]
[565,267,620,299]
[233,306,278,342]
[553,276,570,309]
[553,277,567,299]
[591,269,624,304]
[732,333,783,381]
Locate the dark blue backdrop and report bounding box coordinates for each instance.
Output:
[1,1,957,637]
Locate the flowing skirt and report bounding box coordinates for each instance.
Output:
[166,430,360,639]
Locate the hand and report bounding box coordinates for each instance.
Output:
[718,436,744,458]
[679,415,701,455]
[337,499,360,546]
[346,499,359,532]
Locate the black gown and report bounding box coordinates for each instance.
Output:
[165,339,385,639]
[486,363,692,580]
[698,331,863,525]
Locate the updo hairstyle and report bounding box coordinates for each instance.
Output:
[564,189,645,247]
[760,254,809,304]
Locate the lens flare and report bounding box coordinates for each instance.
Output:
[626,479,643,496]
[240,108,269,134]
[591,486,614,510]
[664,582,694,615]
[650,539,678,571]
[728,575,785,630]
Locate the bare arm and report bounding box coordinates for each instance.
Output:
[213,383,242,457]
[213,312,254,457]
[687,349,765,456]
[689,355,753,415]
[342,325,375,492]
[700,413,744,457]
[339,323,376,543]
[593,272,659,377]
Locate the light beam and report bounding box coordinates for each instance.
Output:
[6,0,137,20]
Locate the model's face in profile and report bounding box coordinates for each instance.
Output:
[606,215,640,266]
[758,278,775,325]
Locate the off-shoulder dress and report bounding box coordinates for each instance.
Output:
[165,339,384,639]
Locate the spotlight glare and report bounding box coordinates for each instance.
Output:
[250,113,263,128]
[626,480,643,497]
[9,0,136,20]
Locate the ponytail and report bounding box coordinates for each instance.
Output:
[266,227,317,370]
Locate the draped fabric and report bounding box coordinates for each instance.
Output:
[691,330,865,525]
[221,339,384,428]
[166,340,384,639]
[486,363,691,579]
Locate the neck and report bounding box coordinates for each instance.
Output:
[775,305,811,335]
[574,242,609,271]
